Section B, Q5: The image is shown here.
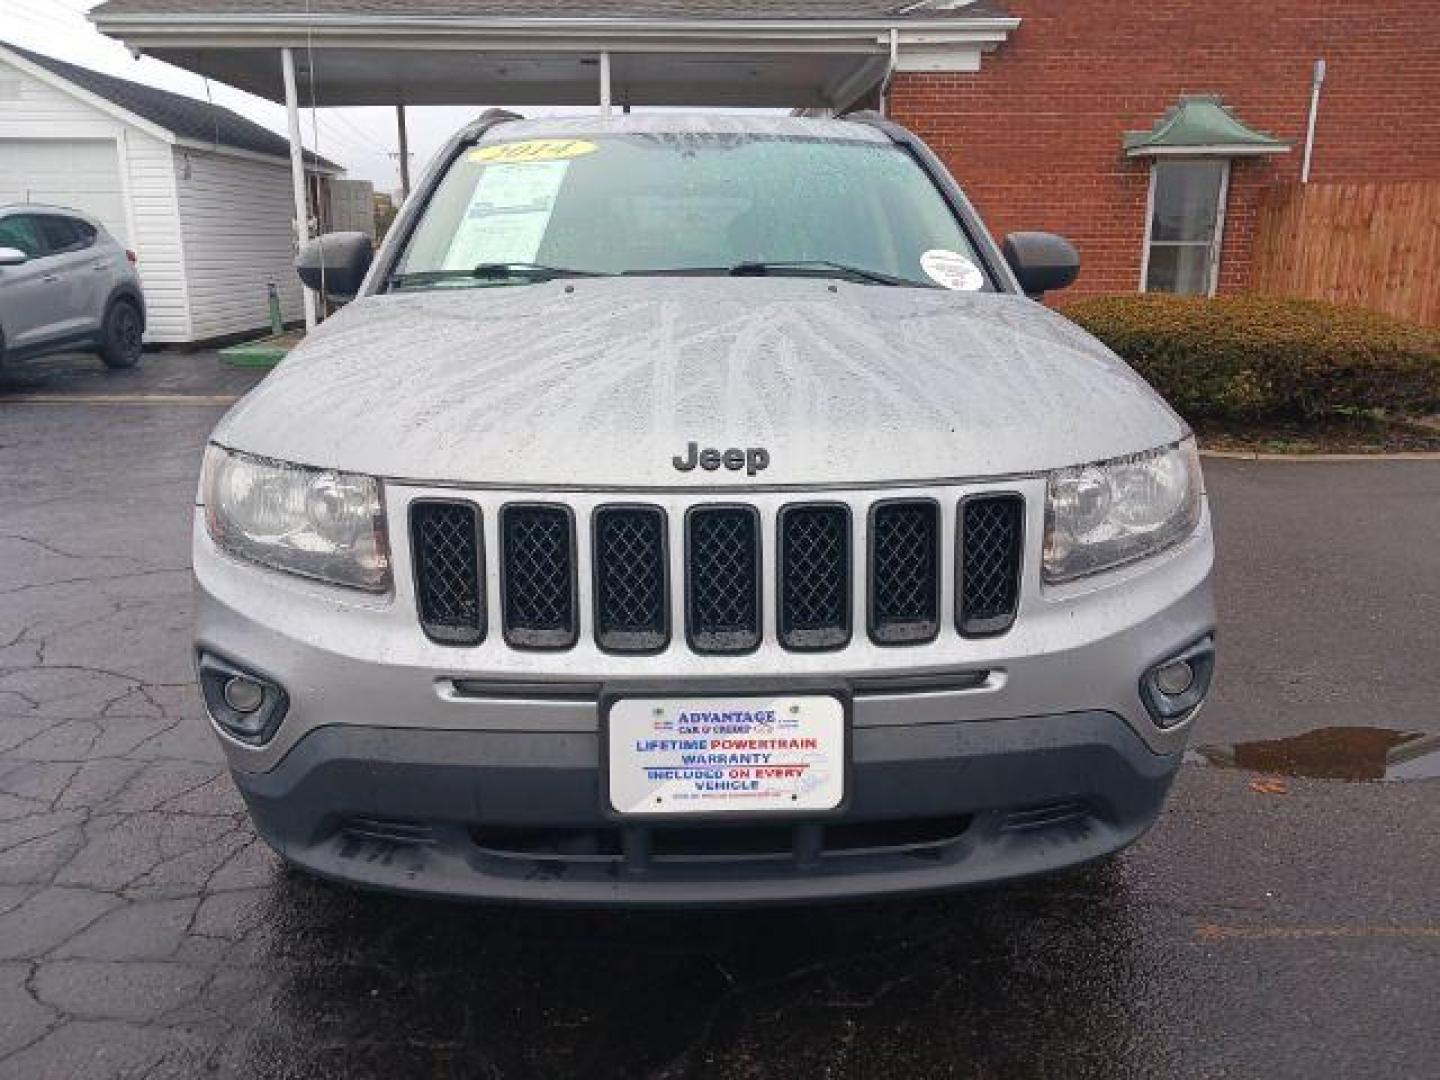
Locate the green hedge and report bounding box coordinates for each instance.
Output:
[1064,294,1440,422]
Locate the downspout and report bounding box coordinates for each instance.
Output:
[879,27,900,117]
[1302,58,1326,183]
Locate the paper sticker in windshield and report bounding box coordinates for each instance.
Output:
[442,161,570,270]
[467,139,598,165]
[921,249,985,292]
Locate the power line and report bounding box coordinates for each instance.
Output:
[12,0,390,173]
[324,108,391,156]
[10,0,86,36]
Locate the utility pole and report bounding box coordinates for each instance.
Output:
[394,104,412,200]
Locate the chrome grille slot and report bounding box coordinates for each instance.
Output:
[778,503,851,651]
[500,504,577,650]
[686,506,761,654]
[958,494,1024,637]
[868,499,941,644]
[593,506,669,653]
[409,500,484,646]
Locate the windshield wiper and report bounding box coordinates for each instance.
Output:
[471,262,603,281]
[390,263,602,290]
[624,261,927,287]
[730,260,921,286]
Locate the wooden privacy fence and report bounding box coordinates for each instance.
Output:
[1249,181,1440,327]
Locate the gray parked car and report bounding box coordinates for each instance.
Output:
[0,204,145,370]
[193,113,1215,905]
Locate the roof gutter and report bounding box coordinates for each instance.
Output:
[89,12,1020,50]
[173,137,341,174]
[89,13,1021,33]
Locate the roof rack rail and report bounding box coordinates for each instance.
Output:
[460,108,524,142]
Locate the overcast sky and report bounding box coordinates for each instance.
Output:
[3,0,581,194]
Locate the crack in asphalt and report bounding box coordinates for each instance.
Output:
[0,566,191,600]
[0,533,147,564]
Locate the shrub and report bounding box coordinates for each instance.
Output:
[1064,294,1440,422]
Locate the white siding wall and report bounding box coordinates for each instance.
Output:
[122,133,189,342]
[0,56,191,342]
[174,150,305,340]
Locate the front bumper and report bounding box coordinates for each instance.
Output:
[233,710,1180,906]
[193,482,1214,904]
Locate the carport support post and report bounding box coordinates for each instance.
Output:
[281,46,317,331]
[599,51,613,118]
[395,104,411,199]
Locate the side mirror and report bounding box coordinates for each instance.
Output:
[296,232,373,301]
[1001,232,1079,299]
[0,246,29,267]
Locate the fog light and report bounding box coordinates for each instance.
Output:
[222,675,265,714]
[1153,659,1195,697]
[1141,637,1215,728]
[196,652,289,745]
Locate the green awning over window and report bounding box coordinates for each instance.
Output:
[1125,95,1289,157]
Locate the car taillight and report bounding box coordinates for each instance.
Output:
[125,249,137,264]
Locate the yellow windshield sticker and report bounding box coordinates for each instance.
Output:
[468,139,598,165]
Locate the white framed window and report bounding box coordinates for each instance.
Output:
[1140,159,1230,296]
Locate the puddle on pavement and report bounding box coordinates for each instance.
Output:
[1187,726,1440,782]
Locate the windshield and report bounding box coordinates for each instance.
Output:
[391,132,992,291]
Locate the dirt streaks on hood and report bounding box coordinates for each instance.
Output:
[215,277,1184,488]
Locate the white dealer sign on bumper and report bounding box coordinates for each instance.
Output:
[607,695,846,817]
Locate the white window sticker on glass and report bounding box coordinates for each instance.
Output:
[442,161,570,270]
[920,249,984,291]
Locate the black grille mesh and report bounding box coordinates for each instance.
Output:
[410,501,483,645]
[413,494,1019,652]
[687,508,760,652]
[779,506,850,650]
[501,505,576,649]
[594,507,668,652]
[958,495,1024,636]
[870,501,939,644]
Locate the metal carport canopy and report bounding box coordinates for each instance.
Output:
[88,0,1019,109]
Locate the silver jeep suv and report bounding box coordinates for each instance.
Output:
[193,113,1215,905]
[0,204,145,370]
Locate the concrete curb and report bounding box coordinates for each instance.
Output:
[1201,449,1440,463]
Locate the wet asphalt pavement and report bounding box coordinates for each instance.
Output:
[1,350,1437,1079]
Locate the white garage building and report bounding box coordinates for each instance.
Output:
[0,40,352,343]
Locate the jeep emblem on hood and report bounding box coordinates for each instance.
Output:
[673,442,770,477]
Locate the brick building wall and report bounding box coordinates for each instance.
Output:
[888,0,1440,300]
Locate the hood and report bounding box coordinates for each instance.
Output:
[214,278,1184,489]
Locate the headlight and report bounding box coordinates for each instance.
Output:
[1043,438,1202,584]
[201,445,391,592]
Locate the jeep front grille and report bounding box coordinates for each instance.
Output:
[500,505,577,649]
[410,493,1024,652]
[409,500,484,645]
[685,506,762,654]
[593,506,668,653]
